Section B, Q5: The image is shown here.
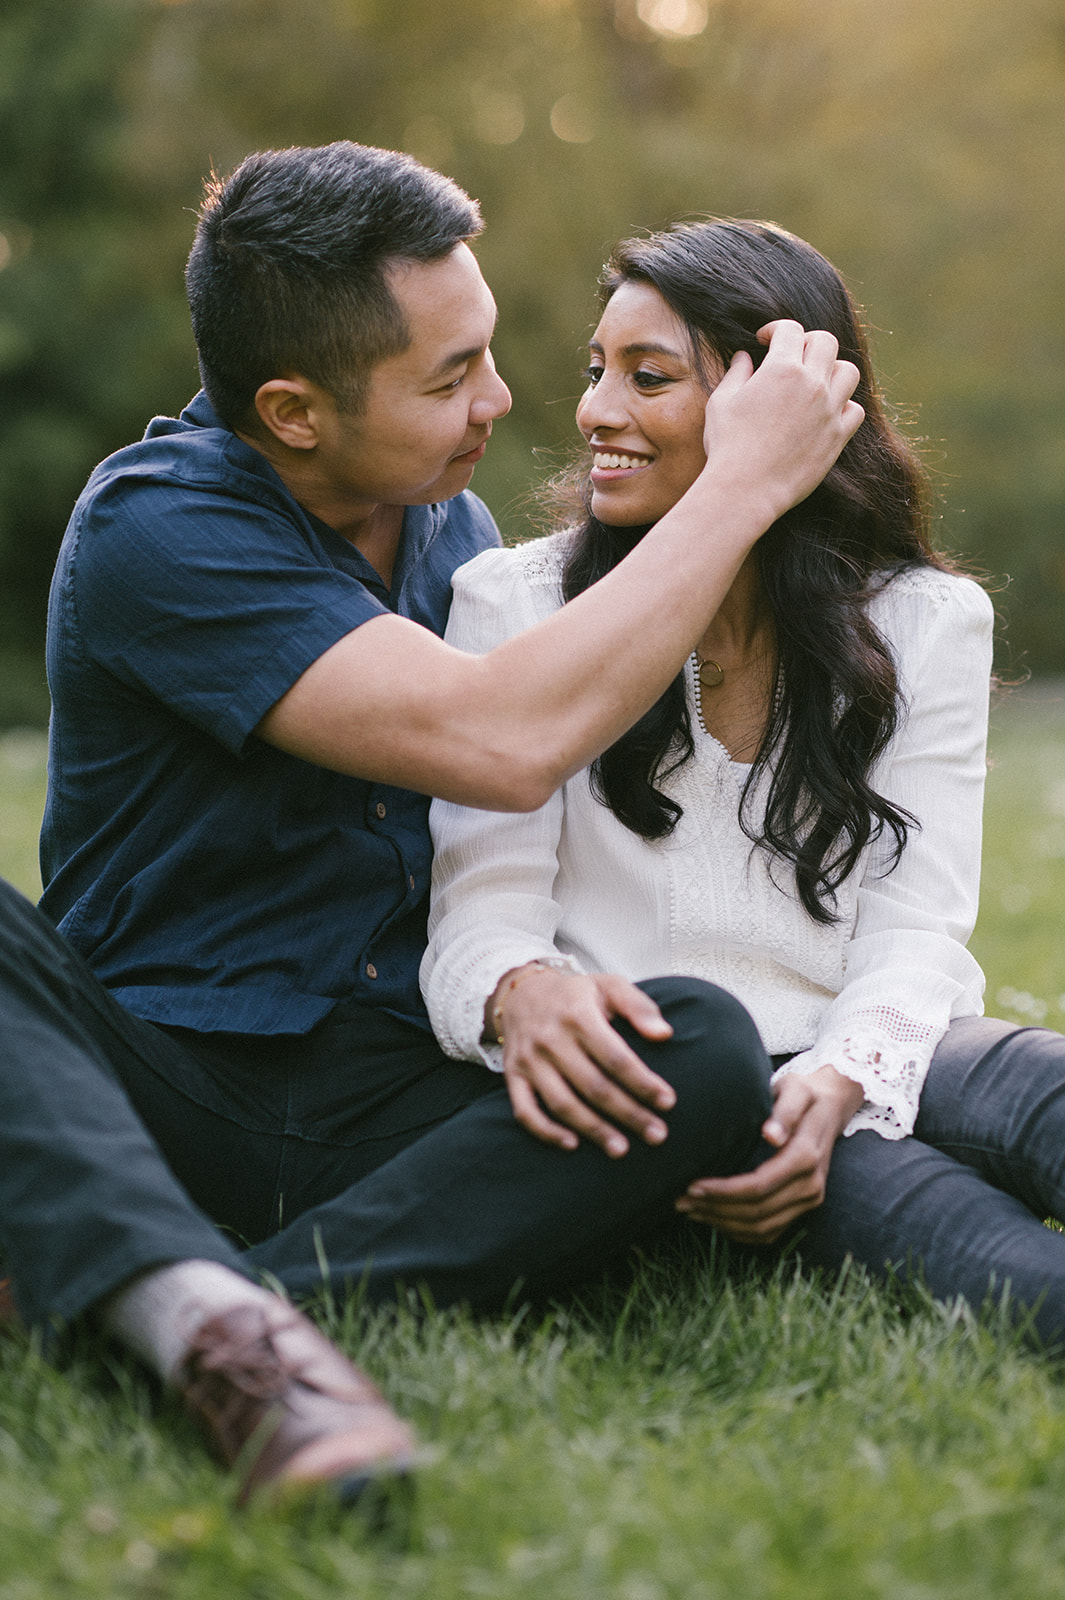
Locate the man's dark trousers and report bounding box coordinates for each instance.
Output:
[0,877,774,1331]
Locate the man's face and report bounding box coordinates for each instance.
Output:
[315,243,512,510]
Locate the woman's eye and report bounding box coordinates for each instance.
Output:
[632,369,670,390]
[583,366,604,386]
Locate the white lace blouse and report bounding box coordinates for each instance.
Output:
[421,534,994,1139]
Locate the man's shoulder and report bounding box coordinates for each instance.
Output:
[62,399,314,598]
[80,395,288,515]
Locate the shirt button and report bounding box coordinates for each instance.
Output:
[409,874,416,890]
[375,802,387,819]
[365,962,378,979]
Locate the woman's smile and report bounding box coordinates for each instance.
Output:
[590,449,654,475]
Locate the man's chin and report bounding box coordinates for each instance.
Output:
[411,463,477,505]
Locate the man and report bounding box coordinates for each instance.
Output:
[0,142,861,1506]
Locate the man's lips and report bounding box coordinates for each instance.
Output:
[453,434,490,465]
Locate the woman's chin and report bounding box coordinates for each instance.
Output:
[589,491,654,528]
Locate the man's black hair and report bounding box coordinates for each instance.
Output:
[185,141,483,429]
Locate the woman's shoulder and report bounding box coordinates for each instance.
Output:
[868,565,994,635]
[451,530,572,598]
[445,532,572,646]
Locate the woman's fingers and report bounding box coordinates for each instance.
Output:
[508,1052,641,1157]
[596,973,674,1046]
[759,1072,816,1147]
[509,1032,672,1153]
[498,969,678,1152]
[676,1065,862,1242]
[678,1139,821,1220]
[677,1087,830,1238]
[505,1072,579,1152]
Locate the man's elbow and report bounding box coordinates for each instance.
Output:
[468,746,568,813]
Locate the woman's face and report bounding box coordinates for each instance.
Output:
[576,280,720,527]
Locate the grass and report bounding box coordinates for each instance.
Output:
[1,686,1064,1598]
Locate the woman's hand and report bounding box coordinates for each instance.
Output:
[675,1064,864,1243]
[488,965,677,1157]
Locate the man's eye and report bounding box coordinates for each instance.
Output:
[582,366,604,386]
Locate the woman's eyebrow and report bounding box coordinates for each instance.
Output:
[587,339,686,360]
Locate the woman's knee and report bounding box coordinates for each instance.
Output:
[628,975,773,1119]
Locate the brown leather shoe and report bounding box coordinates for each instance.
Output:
[177,1301,416,1507]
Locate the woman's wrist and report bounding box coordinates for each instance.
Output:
[810,1063,865,1124]
[486,961,553,1046]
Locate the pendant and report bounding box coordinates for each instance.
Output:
[697,656,725,691]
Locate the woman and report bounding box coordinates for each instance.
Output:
[422,219,1065,1342]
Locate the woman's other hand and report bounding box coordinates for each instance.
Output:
[488,965,676,1157]
[675,1064,864,1243]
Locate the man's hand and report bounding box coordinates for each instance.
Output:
[675,1064,864,1244]
[701,320,864,525]
[489,966,676,1157]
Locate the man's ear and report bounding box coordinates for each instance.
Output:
[252,377,324,451]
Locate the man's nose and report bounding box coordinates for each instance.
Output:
[471,354,511,423]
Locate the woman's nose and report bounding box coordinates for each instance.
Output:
[576,372,627,435]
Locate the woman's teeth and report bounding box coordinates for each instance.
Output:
[593,452,651,471]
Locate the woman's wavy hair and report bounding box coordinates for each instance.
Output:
[556,219,959,923]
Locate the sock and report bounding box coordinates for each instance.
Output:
[99,1259,282,1385]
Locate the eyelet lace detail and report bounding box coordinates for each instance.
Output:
[775,1004,939,1138]
[505,532,570,589]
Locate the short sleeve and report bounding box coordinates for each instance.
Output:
[68,479,385,754]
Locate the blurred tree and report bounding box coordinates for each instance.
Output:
[0,0,199,667]
[0,0,1062,698]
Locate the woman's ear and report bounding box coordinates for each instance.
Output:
[251,377,323,451]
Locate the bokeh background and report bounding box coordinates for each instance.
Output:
[2,0,1063,725]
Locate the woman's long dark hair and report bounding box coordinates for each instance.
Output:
[556,219,959,923]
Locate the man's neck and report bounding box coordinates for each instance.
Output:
[341,502,405,590]
[235,428,405,589]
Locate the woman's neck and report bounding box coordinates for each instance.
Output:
[695,552,772,667]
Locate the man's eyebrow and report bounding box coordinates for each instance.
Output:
[426,344,483,382]
[588,339,686,360]
[427,314,500,382]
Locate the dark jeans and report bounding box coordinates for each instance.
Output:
[787,1015,1065,1347]
[0,878,773,1330]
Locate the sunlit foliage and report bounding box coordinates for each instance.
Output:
[1,0,1062,676]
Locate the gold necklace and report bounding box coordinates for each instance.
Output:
[694,651,725,692]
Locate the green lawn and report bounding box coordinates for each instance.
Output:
[1,689,1064,1599]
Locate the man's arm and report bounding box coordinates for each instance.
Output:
[258,322,863,810]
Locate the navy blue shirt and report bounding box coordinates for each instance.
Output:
[41,392,500,1034]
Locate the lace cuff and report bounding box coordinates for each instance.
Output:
[772,1004,940,1140]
